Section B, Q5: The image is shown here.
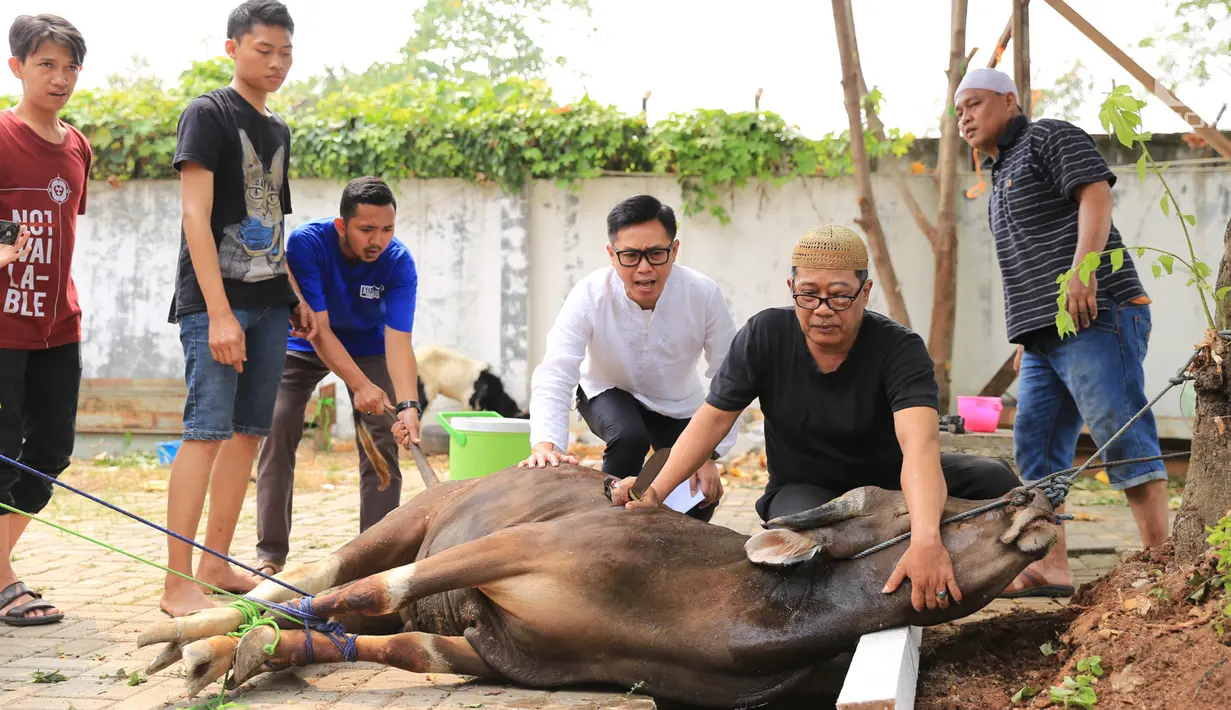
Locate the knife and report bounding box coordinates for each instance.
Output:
[604,447,672,502]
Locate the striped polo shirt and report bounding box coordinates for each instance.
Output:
[983,115,1147,344]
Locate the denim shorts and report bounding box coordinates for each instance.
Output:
[179,307,290,440]
[1013,301,1167,491]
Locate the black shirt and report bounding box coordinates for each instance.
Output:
[168,86,296,322]
[984,114,1147,344]
[706,307,938,515]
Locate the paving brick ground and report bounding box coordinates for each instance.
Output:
[0,455,1160,709]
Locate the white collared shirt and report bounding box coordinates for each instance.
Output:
[529,264,740,457]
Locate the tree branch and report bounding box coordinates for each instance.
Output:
[832,0,912,328]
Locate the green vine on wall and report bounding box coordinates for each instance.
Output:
[0,58,915,224]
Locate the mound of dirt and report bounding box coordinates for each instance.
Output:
[918,541,1231,709]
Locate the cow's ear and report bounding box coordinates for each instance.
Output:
[744,529,820,566]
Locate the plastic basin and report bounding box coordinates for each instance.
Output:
[437,411,532,480]
[956,396,1003,433]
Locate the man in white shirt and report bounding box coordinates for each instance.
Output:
[520,195,738,521]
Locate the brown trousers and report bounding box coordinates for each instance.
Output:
[255,350,402,565]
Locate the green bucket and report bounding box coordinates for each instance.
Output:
[436,411,532,480]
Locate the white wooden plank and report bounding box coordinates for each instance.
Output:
[835,625,922,710]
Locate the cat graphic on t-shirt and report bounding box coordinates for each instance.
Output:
[219,129,286,284]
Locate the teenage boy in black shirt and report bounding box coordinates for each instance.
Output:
[160,0,315,617]
[612,226,1030,613]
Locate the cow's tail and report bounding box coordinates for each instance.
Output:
[356,418,442,491]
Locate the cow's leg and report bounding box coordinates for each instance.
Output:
[301,527,534,620]
[140,483,461,675]
[228,628,496,687]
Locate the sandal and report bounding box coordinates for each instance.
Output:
[256,560,284,577]
[0,581,64,626]
[998,569,1076,599]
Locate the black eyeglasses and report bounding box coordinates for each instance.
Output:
[614,242,675,268]
[791,282,865,312]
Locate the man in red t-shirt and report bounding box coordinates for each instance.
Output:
[0,14,91,627]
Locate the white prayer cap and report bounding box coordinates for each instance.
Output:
[956,68,1018,98]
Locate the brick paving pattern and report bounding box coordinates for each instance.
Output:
[0,457,1160,709]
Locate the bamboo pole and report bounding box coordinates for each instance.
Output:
[1012,0,1032,118]
[1042,0,1231,161]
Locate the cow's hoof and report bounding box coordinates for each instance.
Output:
[144,641,185,675]
[232,625,277,682]
[138,606,245,648]
[182,636,238,698]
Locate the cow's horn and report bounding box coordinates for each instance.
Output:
[762,489,870,531]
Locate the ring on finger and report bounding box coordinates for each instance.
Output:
[936,589,949,602]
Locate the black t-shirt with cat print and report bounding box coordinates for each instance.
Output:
[168,86,295,322]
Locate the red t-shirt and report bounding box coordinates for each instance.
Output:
[0,109,92,350]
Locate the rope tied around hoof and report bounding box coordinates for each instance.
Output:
[227,596,358,664]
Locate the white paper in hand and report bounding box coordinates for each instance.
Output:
[662,477,706,513]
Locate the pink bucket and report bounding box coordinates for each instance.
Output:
[956,396,1003,433]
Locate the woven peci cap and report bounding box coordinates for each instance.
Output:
[791,225,869,271]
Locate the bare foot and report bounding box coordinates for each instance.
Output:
[161,580,215,617]
[195,565,262,595]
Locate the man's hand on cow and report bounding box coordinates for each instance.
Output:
[882,538,963,612]
[692,459,724,507]
[518,442,578,469]
[396,407,421,446]
[610,476,664,510]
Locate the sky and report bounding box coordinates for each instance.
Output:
[8,0,1229,144]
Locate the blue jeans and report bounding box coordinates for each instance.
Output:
[1014,302,1167,491]
[178,307,290,440]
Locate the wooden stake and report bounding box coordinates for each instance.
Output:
[1012,0,1032,118]
[988,18,1012,69]
[1042,0,1231,161]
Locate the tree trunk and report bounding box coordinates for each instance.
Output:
[831,0,912,329]
[928,0,969,414]
[1172,218,1231,563]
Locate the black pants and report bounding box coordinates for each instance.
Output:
[0,343,82,516]
[576,387,715,523]
[759,453,1022,521]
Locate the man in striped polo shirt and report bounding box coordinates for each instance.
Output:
[955,68,1168,598]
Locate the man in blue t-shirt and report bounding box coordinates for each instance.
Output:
[253,176,422,574]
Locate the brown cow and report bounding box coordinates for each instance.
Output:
[138,463,1059,707]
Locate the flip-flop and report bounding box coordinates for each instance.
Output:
[0,581,64,626]
[998,569,1075,599]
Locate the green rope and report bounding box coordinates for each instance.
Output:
[226,598,282,655]
[0,500,302,627]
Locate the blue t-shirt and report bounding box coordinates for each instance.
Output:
[285,217,418,357]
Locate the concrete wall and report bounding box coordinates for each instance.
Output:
[73,167,1230,441]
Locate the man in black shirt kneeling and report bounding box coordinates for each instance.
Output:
[610,225,1031,611]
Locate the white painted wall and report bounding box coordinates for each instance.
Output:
[73,167,1228,441]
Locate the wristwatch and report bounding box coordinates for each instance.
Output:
[395,400,422,415]
[709,450,721,461]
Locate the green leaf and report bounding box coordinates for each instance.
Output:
[1152,262,1162,279]
[1136,154,1147,183]
[1075,656,1103,677]
[1137,247,1146,258]
[1040,641,1056,657]
[1012,685,1037,703]
[1158,254,1175,275]
[1184,213,1197,226]
[1056,310,1077,338]
[1217,286,1231,302]
[1110,248,1125,272]
[1161,195,1170,216]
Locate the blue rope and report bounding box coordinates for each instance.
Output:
[236,595,357,664]
[0,451,311,598]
